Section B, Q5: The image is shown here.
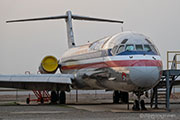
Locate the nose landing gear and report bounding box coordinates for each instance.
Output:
[132,91,147,111]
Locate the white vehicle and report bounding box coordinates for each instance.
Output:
[0,11,162,110]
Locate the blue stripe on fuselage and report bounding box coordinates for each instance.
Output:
[108,49,157,56]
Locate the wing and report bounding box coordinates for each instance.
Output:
[0,74,73,91]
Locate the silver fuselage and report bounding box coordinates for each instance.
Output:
[60,32,162,92]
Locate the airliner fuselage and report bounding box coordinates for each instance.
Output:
[60,31,162,92]
[1,11,163,108]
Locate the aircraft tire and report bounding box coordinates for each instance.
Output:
[51,91,58,104]
[140,100,147,110]
[113,91,120,104]
[40,97,44,104]
[59,91,66,104]
[26,98,30,104]
[120,91,129,103]
[132,100,140,111]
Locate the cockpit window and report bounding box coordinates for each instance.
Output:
[111,45,118,54]
[121,39,128,44]
[125,44,134,51]
[135,45,143,51]
[144,45,151,51]
[112,43,159,55]
[150,45,160,55]
[116,45,124,54]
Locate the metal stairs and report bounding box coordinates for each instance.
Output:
[150,79,167,108]
[156,88,166,104]
[150,70,178,111]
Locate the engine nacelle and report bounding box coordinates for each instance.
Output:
[39,56,59,74]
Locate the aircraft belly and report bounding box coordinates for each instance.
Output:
[91,67,137,92]
[61,60,134,91]
[97,80,137,92]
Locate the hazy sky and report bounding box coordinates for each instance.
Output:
[0,0,180,74]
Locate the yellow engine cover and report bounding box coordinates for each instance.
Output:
[41,56,58,73]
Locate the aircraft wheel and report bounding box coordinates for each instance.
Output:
[59,91,66,104]
[51,91,58,104]
[140,100,147,110]
[113,91,120,104]
[40,98,44,104]
[120,91,129,103]
[26,98,30,104]
[132,100,140,111]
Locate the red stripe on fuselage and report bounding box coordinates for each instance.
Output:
[61,60,162,71]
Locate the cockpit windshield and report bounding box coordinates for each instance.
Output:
[117,45,124,53]
[125,45,134,51]
[135,45,143,51]
[111,43,159,55]
[144,45,151,51]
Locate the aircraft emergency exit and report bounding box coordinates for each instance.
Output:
[0,11,162,110]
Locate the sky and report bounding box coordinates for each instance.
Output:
[0,0,180,74]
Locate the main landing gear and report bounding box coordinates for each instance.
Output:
[132,92,147,111]
[113,91,129,104]
[51,90,66,104]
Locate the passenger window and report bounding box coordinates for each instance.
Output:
[144,45,151,51]
[136,45,143,51]
[125,45,134,51]
[116,45,124,54]
[112,45,118,54]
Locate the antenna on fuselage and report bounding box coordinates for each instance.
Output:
[6,10,124,48]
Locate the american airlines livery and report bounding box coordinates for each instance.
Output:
[0,11,162,110]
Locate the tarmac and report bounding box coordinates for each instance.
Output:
[0,91,180,120]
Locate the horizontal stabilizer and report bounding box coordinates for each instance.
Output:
[6,12,123,24]
[72,15,123,23]
[6,10,123,49]
[6,15,67,23]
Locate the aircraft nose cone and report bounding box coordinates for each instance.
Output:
[130,67,161,88]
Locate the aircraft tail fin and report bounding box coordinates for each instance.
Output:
[7,11,123,48]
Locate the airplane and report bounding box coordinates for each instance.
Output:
[0,11,162,110]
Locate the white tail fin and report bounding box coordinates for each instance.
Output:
[7,10,123,48]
